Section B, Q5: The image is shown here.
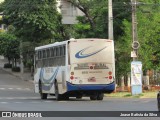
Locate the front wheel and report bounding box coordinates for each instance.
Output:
[39,81,48,99]
[90,95,97,100]
[97,93,104,100]
[54,82,62,101]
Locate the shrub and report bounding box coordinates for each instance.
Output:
[12,67,20,72]
[26,60,33,69]
[4,63,12,68]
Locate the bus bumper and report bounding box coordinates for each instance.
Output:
[66,82,115,93]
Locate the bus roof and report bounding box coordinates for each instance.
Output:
[35,38,112,51]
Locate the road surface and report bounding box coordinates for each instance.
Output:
[0,68,159,120]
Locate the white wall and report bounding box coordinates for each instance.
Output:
[56,0,84,24]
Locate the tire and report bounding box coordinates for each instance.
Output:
[157,93,160,112]
[97,93,104,100]
[54,81,62,101]
[90,95,97,100]
[39,81,48,99]
[63,95,69,100]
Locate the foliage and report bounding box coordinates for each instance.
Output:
[0,32,19,62]
[3,63,12,68]
[68,0,131,39]
[2,0,64,43]
[68,0,108,38]
[120,0,160,73]
[137,0,160,70]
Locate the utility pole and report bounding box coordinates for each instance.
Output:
[131,0,139,61]
[108,0,116,92]
[108,0,113,40]
[131,0,142,96]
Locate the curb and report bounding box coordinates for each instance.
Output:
[1,67,34,84]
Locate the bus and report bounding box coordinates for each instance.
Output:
[34,38,115,100]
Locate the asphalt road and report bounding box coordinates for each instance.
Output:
[0,68,159,120]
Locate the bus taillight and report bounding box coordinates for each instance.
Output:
[109,76,112,79]
[71,72,74,75]
[108,71,112,75]
[70,76,74,80]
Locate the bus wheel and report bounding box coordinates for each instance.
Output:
[97,93,104,100]
[90,95,97,100]
[63,95,69,100]
[54,82,62,101]
[39,81,48,99]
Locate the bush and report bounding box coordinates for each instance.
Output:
[12,67,20,72]
[4,63,12,68]
[26,60,33,69]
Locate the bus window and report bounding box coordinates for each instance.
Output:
[63,46,66,56]
[60,46,63,56]
[51,48,54,57]
[54,47,57,57]
[56,47,60,56]
[42,50,46,58]
[47,49,50,58]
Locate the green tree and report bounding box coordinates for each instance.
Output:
[2,0,63,43]
[0,32,19,65]
[119,0,160,80]
[0,0,68,70]
[68,0,131,39]
[137,0,160,70]
[68,0,108,38]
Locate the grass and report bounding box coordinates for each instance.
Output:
[106,91,158,98]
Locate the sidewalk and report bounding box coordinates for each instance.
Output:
[0,58,34,83]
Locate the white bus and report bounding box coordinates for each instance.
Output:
[34,38,115,100]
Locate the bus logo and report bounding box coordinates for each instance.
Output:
[75,46,107,59]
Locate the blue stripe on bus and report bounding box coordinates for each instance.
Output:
[40,68,59,82]
[75,46,107,59]
[39,67,59,91]
[66,82,115,91]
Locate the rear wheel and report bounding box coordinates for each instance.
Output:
[63,95,69,100]
[90,95,97,100]
[97,93,104,100]
[39,81,48,99]
[55,81,62,101]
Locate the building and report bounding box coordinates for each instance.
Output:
[0,0,83,25]
[56,0,84,24]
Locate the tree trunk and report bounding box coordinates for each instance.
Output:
[15,58,17,67]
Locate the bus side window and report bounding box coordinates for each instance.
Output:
[51,48,54,57]
[50,48,54,66]
[63,45,66,65]
[43,50,46,58]
[63,45,66,56]
[47,49,50,58]
[42,50,46,67]
[37,51,42,68]
[60,46,63,56]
